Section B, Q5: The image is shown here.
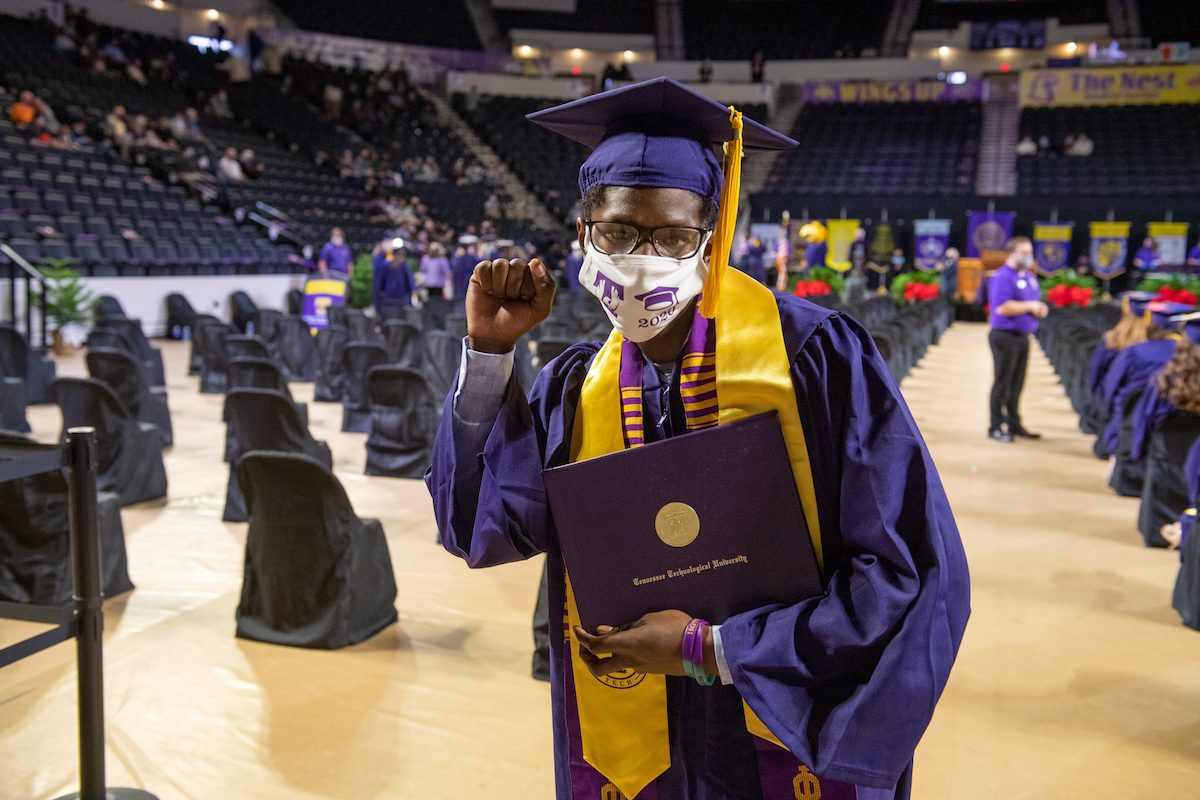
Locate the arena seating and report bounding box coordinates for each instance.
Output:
[272,1,481,50]
[1017,104,1200,196]
[764,101,980,196]
[682,0,889,60]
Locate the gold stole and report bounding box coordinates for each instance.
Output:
[565,268,824,798]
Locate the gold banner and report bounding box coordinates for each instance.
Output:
[1020,65,1200,107]
[825,220,860,273]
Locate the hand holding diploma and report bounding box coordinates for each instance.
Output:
[574,609,718,678]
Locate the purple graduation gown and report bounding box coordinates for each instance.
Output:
[1089,339,1117,400]
[426,294,970,800]
[1101,340,1177,454]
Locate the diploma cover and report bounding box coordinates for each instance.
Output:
[543,411,823,631]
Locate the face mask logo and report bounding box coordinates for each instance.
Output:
[635,286,680,313]
[592,269,625,312]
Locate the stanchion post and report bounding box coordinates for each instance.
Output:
[66,427,106,800]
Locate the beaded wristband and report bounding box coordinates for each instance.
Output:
[682,618,716,686]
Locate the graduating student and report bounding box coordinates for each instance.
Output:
[1090,292,1157,402]
[425,78,969,800]
[1102,303,1187,497]
[1130,311,1200,464]
[372,238,417,319]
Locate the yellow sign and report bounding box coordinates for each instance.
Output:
[824,220,860,273]
[1147,222,1189,238]
[1090,222,1130,239]
[1020,65,1200,106]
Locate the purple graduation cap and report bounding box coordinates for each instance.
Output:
[1120,290,1158,317]
[526,77,797,206]
[1170,312,1200,344]
[1146,301,1195,328]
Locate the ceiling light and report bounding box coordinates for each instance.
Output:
[206,9,219,20]
[939,46,949,56]
[1066,42,1077,53]
[519,45,532,56]
[624,50,634,60]
[151,0,164,8]
[571,48,583,57]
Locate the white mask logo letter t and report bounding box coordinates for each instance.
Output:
[579,235,711,344]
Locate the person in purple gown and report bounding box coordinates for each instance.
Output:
[451,236,480,311]
[425,78,969,800]
[1171,437,1200,628]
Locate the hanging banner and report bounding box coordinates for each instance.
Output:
[1032,222,1074,276]
[302,276,347,331]
[802,79,988,104]
[1147,222,1189,267]
[1089,222,1130,279]
[967,211,1014,258]
[1020,65,1200,107]
[825,219,860,272]
[913,219,951,271]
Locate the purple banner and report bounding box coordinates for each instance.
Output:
[967,211,1014,258]
[914,219,951,271]
[803,79,988,104]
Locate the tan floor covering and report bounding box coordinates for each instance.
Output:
[1,323,1197,799]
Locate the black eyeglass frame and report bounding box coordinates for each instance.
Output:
[584,220,712,259]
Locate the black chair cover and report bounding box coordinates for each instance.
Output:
[165,293,197,339]
[187,313,221,376]
[274,315,317,382]
[194,318,233,394]
[422,330,461,411]
[254,309,283,357]
[227,357,308,429]
[94,295,128,321]
[400,305,424,330]
[313,325,351,403]
[1109,390,1146,498]
[50,377,167,506]
[226,334,270,360]
[230,291,259,334]
[364,366,436,478]
[444,313,468,339]
[0,326,54,404]
[87,330,126,352]
[223,388,332,521]
[87,347,172,446]
[285,288,304,315]
[326,305,347,328]
[536,338,574,373]
[1175,519,1200,630]
[382,320,422,370]
[1138,413,1200,547]
[345,309,381,343]
[0,378,29,432]
[95,318,165,386]
[341,342,389,432]
[235,451,398,649]
[0,431,133,606]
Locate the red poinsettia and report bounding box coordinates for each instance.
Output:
[1046,284,1072,307]
[903,281,939,301]
[1158,286,1198,305]
[793,280,832,298]
[1068,286,1094,306]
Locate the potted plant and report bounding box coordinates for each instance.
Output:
[34,265,94,356]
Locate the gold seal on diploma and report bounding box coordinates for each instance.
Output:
[655,502,700,547]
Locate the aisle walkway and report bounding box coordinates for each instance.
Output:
[1,324,1197,799]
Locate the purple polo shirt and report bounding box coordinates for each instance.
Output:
[989,264,1041,333]
[319,242,353,274]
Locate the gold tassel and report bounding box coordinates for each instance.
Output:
[699,108,743,319]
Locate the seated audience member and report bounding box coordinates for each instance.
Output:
[67,120,91,146]
[1070,133,1094,156]
[9,91,37,126]
[126,58,148,86]
[217,147,245,181]
[206,89,232,118]
[1037,134,1051,155]
[33,98,60,136]
[239,149,264,179]
[105,105,129,140]
[1015,136,1037,156]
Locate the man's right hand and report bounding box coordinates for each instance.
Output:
[467,258,556,354]
[1032,301,1050,319]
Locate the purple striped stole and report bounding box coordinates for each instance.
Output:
[618,304,717,448]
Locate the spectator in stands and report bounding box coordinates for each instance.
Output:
[206,89,232,118]
[751,51,765,83]
[67,120,91,146]
[102,37,126,65]
[1070,133,1094,156]
[1037,134,1051,156]
[1015,136,1037,156]
[372,237,417,318]
[987,236,1048,442]
[105,105,128,139]
[126,58,148,86]
[217,147,245,181]
[9,91,37,127]
[239,149,264,179]
[33,98,60,136]
[319,228,354,282]
[484,192,503,220]
[216,52,251,83]
[891,248,906,274]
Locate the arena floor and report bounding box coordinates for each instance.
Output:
[2,324,1198,799]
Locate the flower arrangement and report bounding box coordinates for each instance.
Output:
[1136,274,1200,306]
[891,271,940,304]
[792,266,845,298]
[1041,269,1098,307]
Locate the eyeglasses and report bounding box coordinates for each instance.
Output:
[585,221,710,259]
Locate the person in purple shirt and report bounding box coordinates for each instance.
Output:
[987,236,1048,442]
[1187,241,1200,273]
[563,239,585,291]
[1133,237,1158,281]
[318,227,353,279]
[372,238,416,319]
[450,237,480,311]
[421,241,452,329]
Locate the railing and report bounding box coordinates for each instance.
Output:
[0,429,159,800]
[0,242,48,350]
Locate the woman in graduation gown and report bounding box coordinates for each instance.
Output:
[426,79,969,800]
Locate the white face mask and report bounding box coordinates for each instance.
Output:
[1016,254,1034,270]
[579,235,710,343]
[331,236,344,246]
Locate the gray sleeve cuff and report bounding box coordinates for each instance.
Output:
[453,337,515,424]
[711,623,733,686]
